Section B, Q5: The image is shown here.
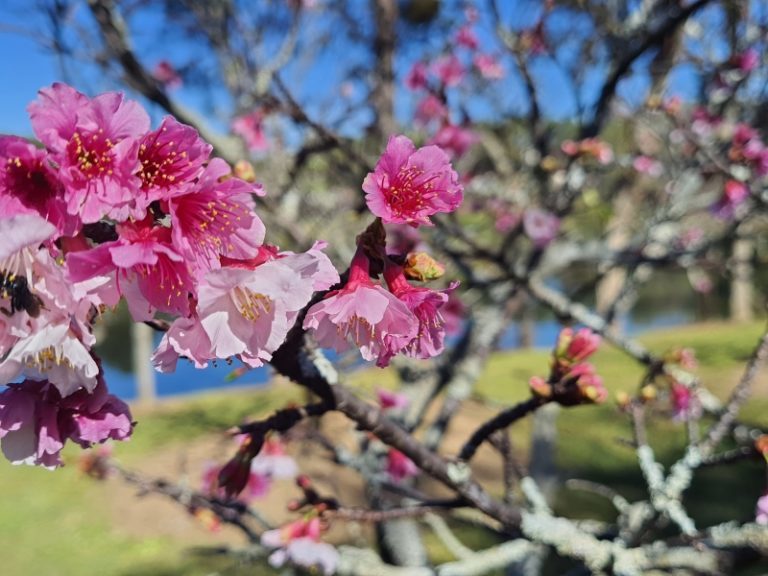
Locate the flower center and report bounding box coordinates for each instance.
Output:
[138,130,189,189]
[233,287,272,321]
[384,166,438,218]
[4,157,56,207]
[67,130,115,178]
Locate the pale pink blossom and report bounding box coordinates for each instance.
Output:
[152,315,212,372]
[232,111,269,151]
[429,124,479,159]
[523,208,560,247]
[251,437,298,479]
[196,255,320,367]
[262,517,338,575]
[415,94,448,125]
[432,55,464,87]
[756,494,768,525]
[363,135,463,226]
[386,448,419,481]
[380,262,457,366]
[154,245,338,371]
[0,324,99,397]
[0,376,132,468]
[201,461,271,502]
[633,155,663,177]
[28,83,151,223]
[152,60,183,89]
[303,248,417,363]
[474,54,505,80]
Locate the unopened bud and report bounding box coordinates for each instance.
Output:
[615,391,631,409]
[529,376,552,399]
[234,159,257,182]
[403,252,445,281]
[640,384,657,402]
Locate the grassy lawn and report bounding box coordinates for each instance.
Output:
[0,320,765,575]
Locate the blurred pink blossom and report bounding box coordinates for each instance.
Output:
[152,60,182,89]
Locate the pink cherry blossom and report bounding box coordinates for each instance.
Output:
[756,494,768,525]
[474,54,505,80]
[730,49,759,73]
[711,180,749,220]
[0,137,76,236]
[565,362,607,404]
[28,83,151,223]
[152,60,183,89]
[66,217,194,319]
[386,448,419,481]
[262,517,338,575]
[633,155,663,177]
[196,254,324,367]
[154,245,338,371]
[523,208,560,247]
[432,55,464,87]
[429,124,479,159]
[0,376,132,468]
[167,158,265,272]
[555,328,601,363]
[442,290,465,336]
[377,388,409,411]
[405,61,429,91]
[380,262,458,366]
[0,324,99,397]
[670,381,701,422]
[251,436,299,479]
[151,315,213,372]
[363,135,463,227]
[138,116,212,204]
[303,248,417,363]
[232,110,269,151]
[415,94,448,125]
[455,26,479,50]
[201,461,271,502]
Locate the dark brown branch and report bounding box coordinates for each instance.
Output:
[112,464,262,541]
[236,401,332,435]
[458,397,544,462]
[582,0,715,138]
[86,0,242,162]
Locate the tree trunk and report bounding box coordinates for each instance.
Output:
[132,321,157,405]
[730,237,755,323]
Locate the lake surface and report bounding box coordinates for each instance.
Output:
[104,309,695,401]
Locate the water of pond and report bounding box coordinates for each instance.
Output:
[103,308,696,401]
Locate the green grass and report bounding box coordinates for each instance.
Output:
[0,321,765,574]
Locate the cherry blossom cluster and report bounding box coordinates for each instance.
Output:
[0,85,464,488]
[0,85,415,470]
[529,328,607,406]
[304,135,461,368]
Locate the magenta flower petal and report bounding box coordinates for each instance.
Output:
[363,135,463,227]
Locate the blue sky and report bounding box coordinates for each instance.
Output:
[0,1,747,140]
